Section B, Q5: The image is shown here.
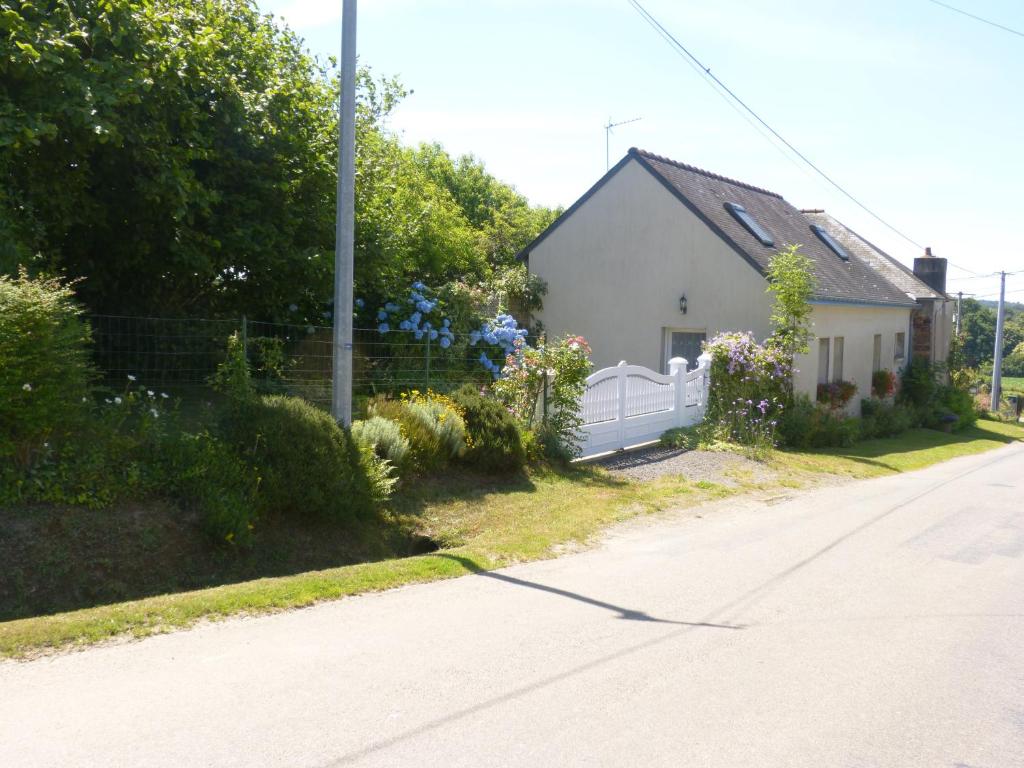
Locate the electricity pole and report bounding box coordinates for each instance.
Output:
[991,271,1006,413]
[332,0,357,426]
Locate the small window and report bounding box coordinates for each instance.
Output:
[833,337,844,381]
[894,332,906,364]
[724,202,774,246]
[818,338,830,385]
[666,330,706,372]
[811,224,850,261]
[873,334,882,372]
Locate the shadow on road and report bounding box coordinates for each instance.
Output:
[323,444,1023,768]
[437,553,745,630]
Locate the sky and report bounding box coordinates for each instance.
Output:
[258,0,1024,302]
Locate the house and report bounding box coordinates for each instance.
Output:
[519,147,953,410]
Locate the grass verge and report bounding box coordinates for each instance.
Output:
[0,468,728,659]
[775,419,1024,478]
[3,420,1022,660]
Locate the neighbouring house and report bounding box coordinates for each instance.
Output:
[519,148,953,411]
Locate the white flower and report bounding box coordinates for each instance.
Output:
[105,398,112,404]
[82,397,88,402]
[161,393,169,399]
[147,390,154,398]
[149,408,159,419]
[114,396,123,405]
[127,374,136,382]
[22,383,31,392]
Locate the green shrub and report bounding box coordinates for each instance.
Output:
[220,395,387,520]
[519,428,543,464]
[0,270,96,470]
[368,391,468,471]
[808,410,860,448]
[535,423,576,465]
[210,331,255,402]
[451,385,526,472]
[156,429,258,545]
[659,426,702,451]
[778,393,860,449]
[934,386,978,431]
[777,394,816,449]
[369,398,444,472]
[352,416,411,471]
[859,399,913,439]
[898,358,938,409]
[406,398,467,459]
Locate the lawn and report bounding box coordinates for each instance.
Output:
[1001,376,1024,395]
[2,419,1022,659]
[775,419,1024,478]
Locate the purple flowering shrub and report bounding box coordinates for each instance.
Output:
[704,332,790,455]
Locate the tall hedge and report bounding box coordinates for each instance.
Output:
[0,270,95,469]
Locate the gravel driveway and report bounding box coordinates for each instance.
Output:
[593,445,776,486]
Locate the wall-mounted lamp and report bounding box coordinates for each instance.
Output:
[679,294,688,314]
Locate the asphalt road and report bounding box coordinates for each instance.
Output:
[3,442,1023,768]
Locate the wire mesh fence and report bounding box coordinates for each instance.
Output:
[87,314,527,412]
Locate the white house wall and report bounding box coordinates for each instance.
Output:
[530,158,773,372]
[794,303,912,413]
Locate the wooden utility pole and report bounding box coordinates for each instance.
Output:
[332,0,357,425]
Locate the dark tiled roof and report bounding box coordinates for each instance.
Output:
[801,210,943,300]
[628,148,916,307]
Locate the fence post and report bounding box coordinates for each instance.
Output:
[424,332,431,391]
[669,357,687,427]
[542,369,549,426]
[616,361,627,445]
[697,352,712,417]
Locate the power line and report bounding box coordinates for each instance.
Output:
[946,272,1000,281]
[625,0,991,277]
[942,264,983,278]
[925,0,1024,39]
[627,4,817,182]
[627,0,926,251]
[977,287,1024,299]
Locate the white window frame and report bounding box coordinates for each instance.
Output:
[817,337,830,385]
[894,331,906,368]
[662,328,707,374]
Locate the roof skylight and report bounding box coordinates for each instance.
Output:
[724,202,774,247]
[811,224,850,261]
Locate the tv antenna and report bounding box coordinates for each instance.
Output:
[605,116,643,170]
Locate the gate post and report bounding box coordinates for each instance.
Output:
[697,352,713,416]
[669,357,687,427]
[616,361,627,446]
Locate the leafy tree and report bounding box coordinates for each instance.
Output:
[415,144,560,269]
[2,0,345,319]
[766,244,816,358]
[2,0,558,323]
[958,298,996,367]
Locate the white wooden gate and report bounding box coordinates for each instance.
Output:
[579,354,711,457]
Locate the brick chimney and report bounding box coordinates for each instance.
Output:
[913,246,947,295]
